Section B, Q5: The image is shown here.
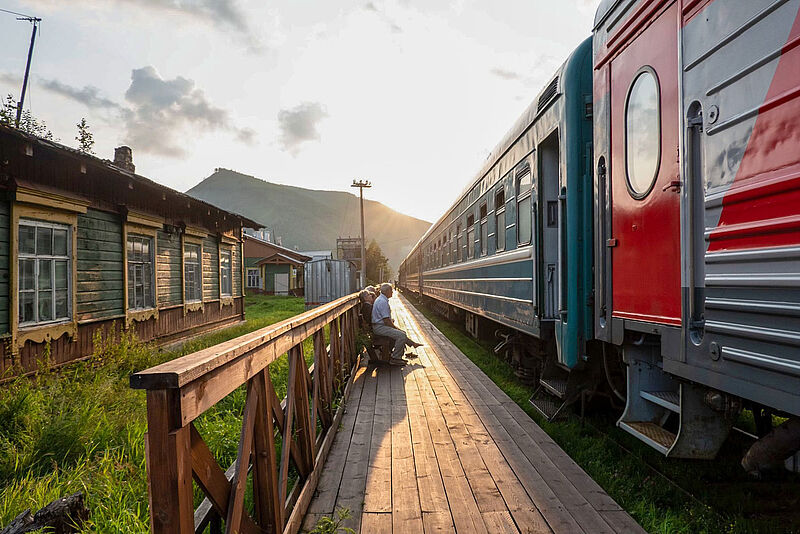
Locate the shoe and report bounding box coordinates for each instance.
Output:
[404,352,419,359]
[411,341,424,348]
[389,358,406,366]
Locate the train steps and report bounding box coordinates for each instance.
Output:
[529,362,584,422]
[618,346,734,459]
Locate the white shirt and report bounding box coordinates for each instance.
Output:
[371,294,391,325]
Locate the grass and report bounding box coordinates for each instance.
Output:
[0,293,309,532]
[404,293,800,534]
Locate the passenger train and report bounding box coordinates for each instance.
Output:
[398,0,800,469]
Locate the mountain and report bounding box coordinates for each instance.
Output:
[186,168,431,273]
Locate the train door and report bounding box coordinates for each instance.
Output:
[609,1,681,326]
[538,131,560,323]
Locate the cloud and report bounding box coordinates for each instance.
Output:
[22,0,265,50]
[30,67,255,158]
[123,66,255,156]
[490,68,522,81]
[362,1,403,33]
[39,79,124,111]
[277,102,328,155]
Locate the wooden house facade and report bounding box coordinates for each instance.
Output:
[0,125,261,379]
[243,234,310,296]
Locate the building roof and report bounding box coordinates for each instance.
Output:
[0,125,263,233]
[299,250,333,258]
[243,233,311,262]
[256,252,307,267]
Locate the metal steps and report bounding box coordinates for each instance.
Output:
[640,390,679,412]
[619,421,676,454]
[541,377,568,398]
[618,345,735,459]
[529,394,565,421]
[529,365,579,422]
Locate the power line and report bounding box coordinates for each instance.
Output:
[0,7,36,18]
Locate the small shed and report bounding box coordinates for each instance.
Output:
[243,234,310,296]
[0,125,261,380]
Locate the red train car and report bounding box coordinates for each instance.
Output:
[593,0,800,463]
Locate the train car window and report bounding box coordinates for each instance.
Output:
[517,171,532,245]
[456,224,463,262]
[495,190,505,252]
[625,68,661,198]
[467,214,475,259]
[479,203,488,256]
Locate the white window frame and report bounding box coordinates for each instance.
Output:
[220,248,233,297]
[127,234,155,310]
[18,219,72,327]
[246,267,261,288]
[184,242,203,303]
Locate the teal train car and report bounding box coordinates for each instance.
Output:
[399,37,594,405]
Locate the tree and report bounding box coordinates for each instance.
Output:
[0,93,57,140]
[365,240,392,285]
[75,117,95,154]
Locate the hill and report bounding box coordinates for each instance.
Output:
[186,168,431,273]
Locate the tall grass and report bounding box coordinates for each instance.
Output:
[0,294,306,532]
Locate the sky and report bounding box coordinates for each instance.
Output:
[0,0,601,223]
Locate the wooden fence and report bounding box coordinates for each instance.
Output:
[130,293,362,534]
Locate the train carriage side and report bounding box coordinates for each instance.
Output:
[593,0,800,464]
[401,38,595,399]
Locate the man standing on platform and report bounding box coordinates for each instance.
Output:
[371,283,423,364]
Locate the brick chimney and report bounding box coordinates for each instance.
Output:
[113,146,135,173]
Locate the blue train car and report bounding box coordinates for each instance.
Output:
[399,37,594,390]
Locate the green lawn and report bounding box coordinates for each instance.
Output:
[404,293,800,534]
[0,294,308,532]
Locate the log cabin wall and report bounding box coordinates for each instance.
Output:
[0,200,9,335]
[0,125,260,381]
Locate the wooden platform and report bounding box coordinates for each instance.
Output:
[302,294,645,534]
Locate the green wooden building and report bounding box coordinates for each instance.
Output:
[0,125,261,379]
[243,234,309,296]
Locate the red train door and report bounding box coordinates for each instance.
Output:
[610,1,681,325]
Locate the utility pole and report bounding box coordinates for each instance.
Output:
[15,15,41,129]
[351,179,371,287]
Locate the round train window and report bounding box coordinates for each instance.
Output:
[625,69,660,197]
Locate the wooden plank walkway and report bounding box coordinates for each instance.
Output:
[302,294,645,534]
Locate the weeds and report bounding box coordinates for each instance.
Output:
[0,294,307,532]
[308,507,355,534]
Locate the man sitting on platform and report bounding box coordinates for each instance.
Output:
[371,283,423,364]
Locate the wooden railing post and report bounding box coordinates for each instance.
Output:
[144,389,194,534]
[131,293,362,534]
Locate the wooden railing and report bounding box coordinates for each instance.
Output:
[130,294,362,534]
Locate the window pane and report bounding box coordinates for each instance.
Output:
[19,292,35,323]
[55,260,68,289]
[38,290,53,322]
[517,171,531,193]
[142,238,150,259]
[55,290,68,319]
[38,259,52,290]
[36,227,52,255]
[53,229,68,256]
[467,229,475,258]
[20,259,35,290]
[480,222,488,255]
[496,211,505,251]
[19,225,35,254]
[128,264,135,307]
[144,263,153,307]
[518,196,532,244]
[626,71,660,196]
[134,238,143,261]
